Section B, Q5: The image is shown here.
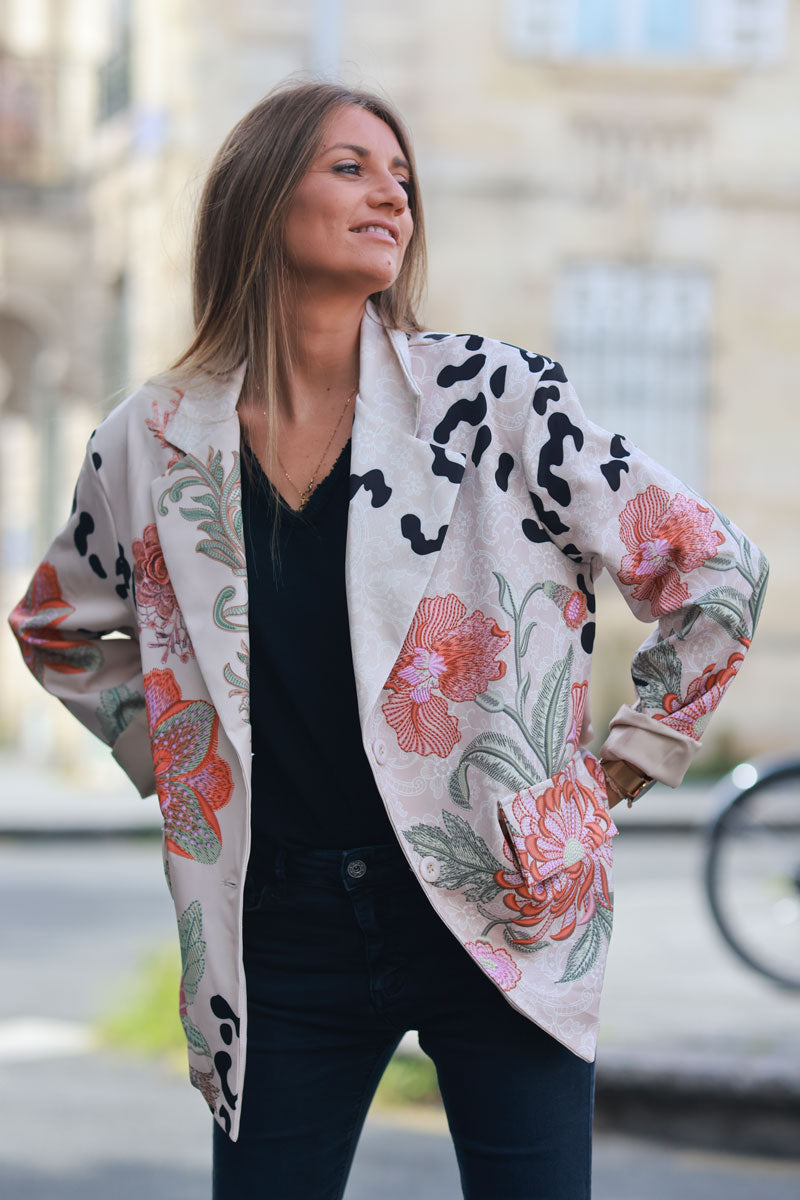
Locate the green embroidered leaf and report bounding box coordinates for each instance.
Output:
[631,639,684,710]
[448,732,540,809]
[178,506,217,522]
[475,690,505,713]
[178,900,206,999]
[493,571,517,619]
[749,559,769,632]
[556,917,604,983]
[519,620,536,658]
[691,585,750,642]
[404,813,503,903]
[595,902,614,940]
[95,684,145,743]
[702,553,737,572]
[529,645,573,776]
[503,927,549,954]
[515,674,531,713]
[181,1015,211,1057]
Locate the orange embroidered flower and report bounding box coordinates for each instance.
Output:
[144,668,233,864]
[382,594,510,757]
[618,485,723,617]
[9,562,102,682]
[656,651,745,740]
[496,762,615,944]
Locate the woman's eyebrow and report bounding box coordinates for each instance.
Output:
[324,142,411,171]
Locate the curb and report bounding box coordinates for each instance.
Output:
[594,1049,800,1159]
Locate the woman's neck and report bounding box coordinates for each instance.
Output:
[281,295,365,423]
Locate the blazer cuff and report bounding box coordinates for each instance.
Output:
[112,709,156,798]
[601,704,700,788]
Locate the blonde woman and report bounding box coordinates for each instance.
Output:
[10,81,767,1199]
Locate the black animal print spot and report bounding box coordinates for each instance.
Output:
[430,445,465,484]
[431,396,489,448]
[401,514,448,555]
[471,425,492,467]
[423,332,449,341]
[581,623,596,653]
[210,994,241,1037]
[92,451,102,470]
[433,394,488,444]
[521,518,551,545]
[490,366,507,398]
[540,362,567,383]
[532,384,561,416]
[495,453,514,492]
[562,543,584,563]
[74,511,95,556]
[464,334,484,351]
[214,1051,237,1110]
[538,412,584,507]
[218,1106,231,1135]
[600,434,632,492]
[349,470,392,508]
[88,554,107,580]
[575,572,596,614]
[436,355,486,389]
[530,492,569,536]
[115,543,132,600]
[517,349,546,374]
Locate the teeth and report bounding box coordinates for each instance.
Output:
[354,225,395,240]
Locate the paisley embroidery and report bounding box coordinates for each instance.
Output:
[133,523,193,663]
[9,562,103,682]
[143,668,234,864]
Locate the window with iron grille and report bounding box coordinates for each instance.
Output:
[555,263,712,489]
[505,0,787,64]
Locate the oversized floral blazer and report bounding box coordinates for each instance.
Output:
[9,303,767,1139]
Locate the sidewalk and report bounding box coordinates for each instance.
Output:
[1,751,798,1158]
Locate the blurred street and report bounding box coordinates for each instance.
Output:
[1,795,799,1198]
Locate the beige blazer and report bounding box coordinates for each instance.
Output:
[10,304,767,1139]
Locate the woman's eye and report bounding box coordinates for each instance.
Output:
[333,161,362,176]
[398,178,412,195]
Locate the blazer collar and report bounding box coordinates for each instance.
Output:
[151,304,462,747]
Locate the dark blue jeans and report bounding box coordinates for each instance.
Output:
[212,839,595,1199]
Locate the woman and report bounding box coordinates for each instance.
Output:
[9,81,767,1199]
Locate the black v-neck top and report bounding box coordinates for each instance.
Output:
[241,438,395,851]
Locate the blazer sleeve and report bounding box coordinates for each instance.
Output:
[8,437,156,797]
[522,367,769,787]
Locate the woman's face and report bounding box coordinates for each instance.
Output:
[283,105,414,301]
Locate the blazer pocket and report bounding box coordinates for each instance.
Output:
[495,749,617,945]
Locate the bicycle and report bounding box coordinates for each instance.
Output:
[703,756,800,990]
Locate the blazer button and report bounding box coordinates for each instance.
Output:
[419,855,441,883]
[372,739,388,765]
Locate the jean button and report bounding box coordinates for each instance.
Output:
[347,858,367,879]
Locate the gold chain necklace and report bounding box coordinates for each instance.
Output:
[273,382,357,511]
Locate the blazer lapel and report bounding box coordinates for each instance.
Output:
[347,307,466,725]
[150,364,252,773]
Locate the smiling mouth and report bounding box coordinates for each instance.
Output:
[350,224,398,244]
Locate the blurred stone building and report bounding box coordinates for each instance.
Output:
[1,0,797,778]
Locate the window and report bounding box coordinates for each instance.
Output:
[555,264,712,489]
[505,0,787,64]
[97,0,131,121]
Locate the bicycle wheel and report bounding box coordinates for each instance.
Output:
[704,759,800,990]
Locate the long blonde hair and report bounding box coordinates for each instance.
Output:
[168,80,427,484]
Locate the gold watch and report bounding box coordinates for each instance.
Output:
[600,758,656,808]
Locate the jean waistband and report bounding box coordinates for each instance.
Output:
[246,835,417,891]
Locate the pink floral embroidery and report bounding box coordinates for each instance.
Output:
[543,581,588,629]
[382,594,510,757]
[133,524,193,663]
[656,651,745,740]
[618,485,724,617]
[565,681,588,751]
[465,940,522,991]
[9,562,103,682]
[495,761,615,944]
[145,389,182,469]
[144,668,233,863]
